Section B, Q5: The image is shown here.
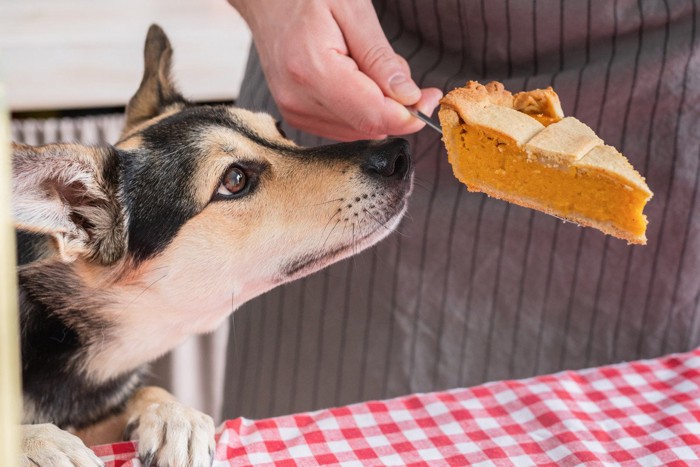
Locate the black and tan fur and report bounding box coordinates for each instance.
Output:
[15,25,412,466]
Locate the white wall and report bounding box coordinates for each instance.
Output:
[0,0,252,111]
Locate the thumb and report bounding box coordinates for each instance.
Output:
[334,2,421,105]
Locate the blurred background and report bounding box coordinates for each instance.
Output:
[2,0,252,422]
[2,0,250,110]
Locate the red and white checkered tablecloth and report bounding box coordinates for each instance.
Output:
[93,349,700,466]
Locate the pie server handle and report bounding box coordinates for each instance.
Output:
[406,107,443,135]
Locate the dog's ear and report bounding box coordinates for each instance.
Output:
[12,143,126,265]
[122,24,187,136]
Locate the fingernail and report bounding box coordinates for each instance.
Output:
[389,75,421,102]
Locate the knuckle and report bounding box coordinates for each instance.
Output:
[354,114,385,137]
[284,59,311,85]
[274,91,300,114]
[361,44,399,74]
[284,114,313,134]
[395,55,411,73]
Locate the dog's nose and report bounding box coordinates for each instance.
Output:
[362,138,412,180]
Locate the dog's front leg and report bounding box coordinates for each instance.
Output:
[121,386,215,467]
[21,423,105,466]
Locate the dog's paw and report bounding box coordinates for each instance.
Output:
[125,400,215,467]
[20,423,105,467]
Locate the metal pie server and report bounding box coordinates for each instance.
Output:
[406,107,442,134]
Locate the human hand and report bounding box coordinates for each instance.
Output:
[229,0,443,141]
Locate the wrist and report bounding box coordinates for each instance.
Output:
[227,0,266,33]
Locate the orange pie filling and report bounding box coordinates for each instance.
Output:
[444,122,651,242]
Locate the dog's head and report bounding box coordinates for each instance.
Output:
[13,25,412,326]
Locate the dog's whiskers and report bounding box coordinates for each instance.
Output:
[363,209,392,233]
[93,270,169,353]
[352,223,357,257]
[318,209,342,244]
[392,222,409,237]
[120,270,170,314]
[365,208,408,238]
[412,178,432,193]
[230,291,238,359]
[414,174,432,184]
[323,208,342,228]
[308,197,344,207]
[319,218,342,253]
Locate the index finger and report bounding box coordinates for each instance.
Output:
[313,52,433,137]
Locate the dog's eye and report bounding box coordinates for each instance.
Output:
[275,120,287,139]
[217,165,248,197]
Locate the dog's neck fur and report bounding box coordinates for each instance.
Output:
[19,243,274,385]
[18,259,144,428]
[19,259,118,379]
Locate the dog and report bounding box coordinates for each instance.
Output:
[14,24,412,466]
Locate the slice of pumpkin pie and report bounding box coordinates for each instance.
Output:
[438,81,653,244]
